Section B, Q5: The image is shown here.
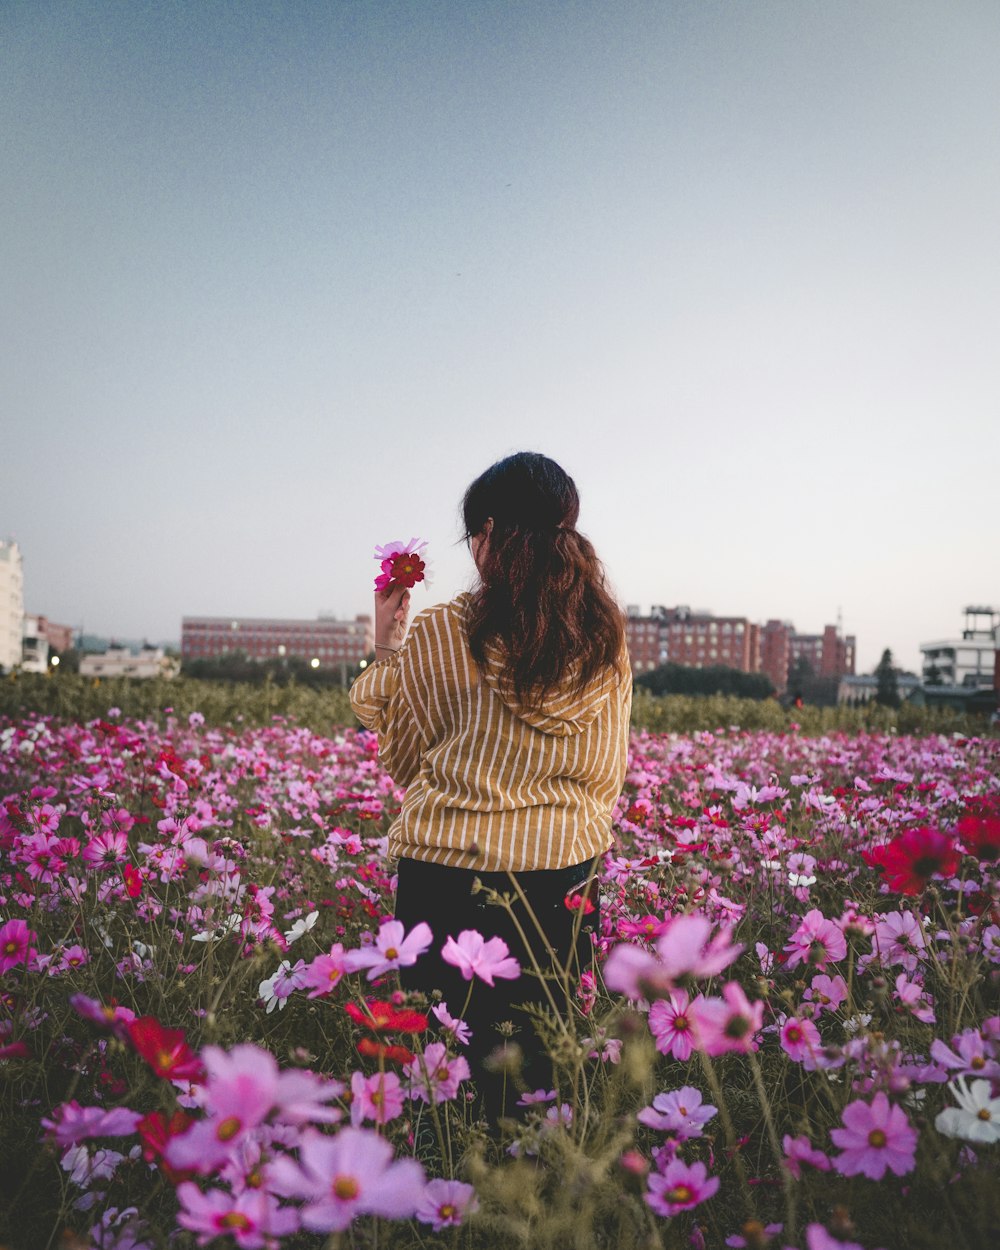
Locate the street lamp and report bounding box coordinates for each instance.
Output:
[50,656,60,668]
[310,657,320,669]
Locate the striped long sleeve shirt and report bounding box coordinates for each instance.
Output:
[349,592,632,872]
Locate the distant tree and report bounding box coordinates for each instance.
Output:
[635,662,775,701]
[874,648,901,708]
[925,662,943,687]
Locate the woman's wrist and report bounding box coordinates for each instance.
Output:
[374,642,399,654]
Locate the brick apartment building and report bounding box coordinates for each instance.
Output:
[181,613,374,669]
[626,606,854,694]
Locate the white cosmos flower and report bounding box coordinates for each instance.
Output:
[284,910,319,945]
[935,1077,1000,1144]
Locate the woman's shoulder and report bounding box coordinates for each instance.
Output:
[406,593,471,644]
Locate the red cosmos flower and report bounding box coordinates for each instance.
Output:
[862,827,960,896]
[564,891,596,915]
[137,1109,195,1182]
[345,1000,428,1034]
[127,1016,205,1082]
[356,1037,416,1065]
[956,813,1000,863]
[123,863,144,898]
[373,539,429,592]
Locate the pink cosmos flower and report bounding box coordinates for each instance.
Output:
[300,945,349,998]
[690,982,764,1055]
[804,1225,886,1250]
[779,1015,823,1065]
[637,1086,716,1140]
[440,929,521,985]
[894,973,935,1024]
[603,914,742,999]
[871,910,927,972]
[41,1102,143,1147]
[344,921,433,981]
[176,1183,299,1247]
[68,993,136,1037]
[829,1092,918,1180]
[406,1042,471,1104]
[82,828,129,869]
[432,1002,472,1044]
[784,909,847,970]
[415,1178,479,1230]
[268,1126,426,1232]
[350,1070,405,1126]
[804,973,848,1014]
[781,1133,832,1179]
[373,539,429,592]
[929,1030,1000,1081]
[0,918,38,974]
[648,989,701,1060]
[645,1158,719,1217]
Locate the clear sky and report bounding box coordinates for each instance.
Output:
[3,1,998,673]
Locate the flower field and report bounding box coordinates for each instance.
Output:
[1,709,999,1250]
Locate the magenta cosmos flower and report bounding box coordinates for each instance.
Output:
[344,920,433,981]
[645,1158,719,1217]
[440,929,521,985]
[690,982,764,1055]
[648,989,702,1060]
[268,1126,426,1232]
[0,918,38,975]
[830,1092,917,1180]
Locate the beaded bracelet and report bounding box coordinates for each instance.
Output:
[374,643,399,653]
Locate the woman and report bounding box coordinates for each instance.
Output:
[350,452,631,1114]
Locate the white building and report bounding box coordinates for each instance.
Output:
[0,539,25,673]
[920,606,999,690]
[21,616,50,673]
[79,644,179,680]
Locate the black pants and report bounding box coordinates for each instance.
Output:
[394,855,600,1118]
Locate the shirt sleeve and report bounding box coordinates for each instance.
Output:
[349,653,424,787]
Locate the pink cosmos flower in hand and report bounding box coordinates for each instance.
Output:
[176,1182,299,1247]
[373,539,429,592]
[440,929,521,985]
[268,1126,426,1232]
[830,1091,918,1180]
[343,920,433,981]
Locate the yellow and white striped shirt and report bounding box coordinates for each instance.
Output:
[349,592,632,872]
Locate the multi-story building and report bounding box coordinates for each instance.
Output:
[181,613,374,670]
[33,616,74,654]
[920,607,999,691]
[0,539,25,673]
[626,603,854,694]
[79,644,179,680]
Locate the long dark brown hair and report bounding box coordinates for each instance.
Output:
[461,452,626,705]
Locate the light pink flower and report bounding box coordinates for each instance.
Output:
[784,910,847,970]
[431,1003,472,1044]
[350,1070,405,1126]
[645,1157,719,1217]
[648,990,701,1060]
[604,914,741,999]
[41,1102,143,1147]
[781,1133,832,1179]
[804,973,848,1014]
[176,1183,298,1247]
[804,1224,886,1250]
[830,1092,917,1180]
[415,1178,479,1230]
[406,1042,471,1104]
[344,921,433,981]
[440,929,521,985]
[268,1126,425,1232]
[690,982,764,1055]
[637,1086,716,1140]
[300,945,349,998]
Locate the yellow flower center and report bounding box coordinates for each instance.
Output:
[440,1204,457,1219]
[667,1184,694,1204]
[216,1116,242,1141]
[385,947,399,960]
[868,1129,887,1148]
[333,1175,360,1200]
[219,1213,251,1231]
[971,1056,985,1070]
[978,1108,992,1121]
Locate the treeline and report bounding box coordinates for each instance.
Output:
[634,662,776,700]
[182,652,366,688]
